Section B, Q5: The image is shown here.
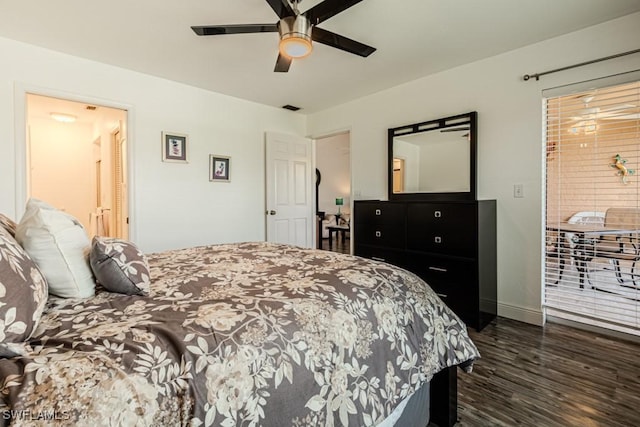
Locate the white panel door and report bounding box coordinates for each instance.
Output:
[265,132,314,247]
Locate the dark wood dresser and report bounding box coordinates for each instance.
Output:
[354,199,496,331]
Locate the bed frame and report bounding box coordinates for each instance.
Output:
[429,366,458,427]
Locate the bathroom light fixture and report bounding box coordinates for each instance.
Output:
[50,112,77,123]
[278,15,313,59]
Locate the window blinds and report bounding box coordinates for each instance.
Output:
[544,79,640,336]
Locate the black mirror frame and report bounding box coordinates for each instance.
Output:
[388,111,477,201]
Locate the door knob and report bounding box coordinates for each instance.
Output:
[267,210,276,215]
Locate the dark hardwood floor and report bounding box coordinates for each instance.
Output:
[320,237,350,254]
[455,317,640,426]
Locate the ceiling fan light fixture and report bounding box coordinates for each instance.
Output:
[280,36,312,58]
[278,16,313,59]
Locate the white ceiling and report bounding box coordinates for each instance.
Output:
[2,0,640,113]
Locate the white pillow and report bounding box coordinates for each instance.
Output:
[16,199,95,298]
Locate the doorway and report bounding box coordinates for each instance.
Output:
[315,132,351,254]
[25,93,129,239]
[393,158,405,193]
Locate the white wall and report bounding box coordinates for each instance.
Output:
[29,118,94,231]
[316,133,350,215]
[0,36,306,253]
[307,12,640,325]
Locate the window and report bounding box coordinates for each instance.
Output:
[544,78,640,336]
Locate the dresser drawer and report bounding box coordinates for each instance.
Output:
[408,254,477,323]
[354,202,406,226]
[407,203,477,257]
[408,255,474,287]
[355,222,406,249]
[408,202,476,231]
[430,282,475,325]
[355,245,407,268]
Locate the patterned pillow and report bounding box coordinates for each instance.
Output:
[89,237,150,296]
[0,227,48,357]
[0,214,17,238]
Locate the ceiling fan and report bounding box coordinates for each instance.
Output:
[565,94,638,134]
[191,0,376,73]
[569,94,638,122]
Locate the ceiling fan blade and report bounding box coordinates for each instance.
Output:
[601,113,640,120]
[265,0,295,18]
[601,103,636,112]
[312,27,375,57]
[304,0,364,25]
[274,54,292,72]
[191,24,278,36]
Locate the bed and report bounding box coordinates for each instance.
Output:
[0,209,479,426]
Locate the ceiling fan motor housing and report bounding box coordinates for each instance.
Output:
[278,16,313,58]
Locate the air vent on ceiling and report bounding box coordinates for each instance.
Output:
[282,104,301,111]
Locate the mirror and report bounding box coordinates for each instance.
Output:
[388,112,477,201]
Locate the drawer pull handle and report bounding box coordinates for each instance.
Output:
[434,211,442,218]
[429,266,448,272]
[375,209,381,216]
[436,293,448,298]
[434,236,442,244]
[372,257,386,262]
[375,231,382,238]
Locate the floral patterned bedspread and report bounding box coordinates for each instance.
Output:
[0,242,479,426]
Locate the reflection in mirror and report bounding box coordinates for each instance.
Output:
[393,158,405,193]
[393,129,470,193]
[388,112,476,201]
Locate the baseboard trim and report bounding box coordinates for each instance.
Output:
[497,303,543,326]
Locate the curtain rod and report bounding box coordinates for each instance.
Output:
[522,48,640,81]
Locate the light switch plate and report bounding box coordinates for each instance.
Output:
[514,184,524,198]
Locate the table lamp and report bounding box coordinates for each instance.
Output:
[335,198,344,215]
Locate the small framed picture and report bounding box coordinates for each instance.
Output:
[162,132,188,163]
[210,155,231,182]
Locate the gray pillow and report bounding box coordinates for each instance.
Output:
[89,237,150,296]
[0,227,48,357]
